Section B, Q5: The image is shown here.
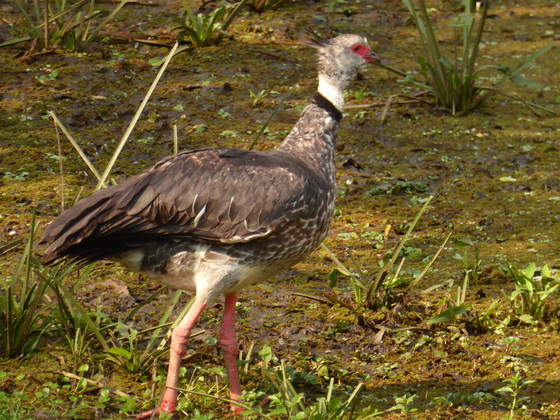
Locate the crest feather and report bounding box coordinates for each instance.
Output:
[304,28,331,49]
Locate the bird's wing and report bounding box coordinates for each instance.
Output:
[42,148,318,260]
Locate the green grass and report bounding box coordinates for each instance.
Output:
[1,0,127,51]
[376,0,557,115]
[501,262,559,323]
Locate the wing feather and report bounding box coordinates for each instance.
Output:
[42,148,320,263]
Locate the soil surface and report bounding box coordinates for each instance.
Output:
[0,0,559,418]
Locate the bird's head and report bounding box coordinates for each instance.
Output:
[311,33,379,79]
[309,32,379,111]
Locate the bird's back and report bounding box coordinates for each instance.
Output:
[42,145,334,271]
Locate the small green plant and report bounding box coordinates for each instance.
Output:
[46,263,109,352]
[427,300,468,325]
[100,321,169,377]
[163,365,237,415]
[425,239,481,324]
[36,69,59,85]
[65,326,91,360]
[256,344,376,419]
[174,6,226,48]
[496,372,535,419]
[380,0,556,115]
[539,402,560,418]
[426,259,471,325]
[453,237,481,284]
[470,298,507,333]
[248,83,279,107]
[401,0,488,114]
[0,213,54,357]
[2,0,127,51]
[98,291,201,379]
[3,171,30,182]
[173,1,246,48]
[426,238,513,331]
[325,197,451,315]
[248,88,268,107]
[433,390,495,411]
[497,336,521,353]
[500,262,559,323]
[387,393,418,415]
[0,213,111,359]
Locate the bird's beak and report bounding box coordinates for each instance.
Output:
[365,50,381,64]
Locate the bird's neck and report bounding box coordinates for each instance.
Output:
[317,74,346,113]
[277,93,341,179]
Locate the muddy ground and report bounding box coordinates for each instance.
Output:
[0,0,559,418]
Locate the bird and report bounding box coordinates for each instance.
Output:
[41,33,379,418]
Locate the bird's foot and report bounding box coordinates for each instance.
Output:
[224,405,244,417]
[135,409,157,420]
[135,401,177,420]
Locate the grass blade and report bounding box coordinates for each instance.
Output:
[95,42,179,190]
[248,85,295,150]
[85,0,128,43]
[49,111,104,184]
[408,231,452,289]
[366,196,433,303]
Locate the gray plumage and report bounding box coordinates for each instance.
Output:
[41,33,378,305]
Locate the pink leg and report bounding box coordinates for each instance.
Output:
[220,294,242,414]
[136,299,207,420]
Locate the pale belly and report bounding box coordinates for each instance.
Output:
[111,197,333,304]
[113,243,296,304]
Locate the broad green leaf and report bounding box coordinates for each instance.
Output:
[518,314,537,324]
[327,268,341,289]
[496,386,514,394]
[541,264,551,278]
[523,262,537,279]
[510,73,541,89]
[107,347,132,359]
[439,56,453,69]
[428,305,468,324]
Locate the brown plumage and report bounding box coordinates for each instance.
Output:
[41,33,379,418]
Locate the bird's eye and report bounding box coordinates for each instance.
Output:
[351,44,362,53]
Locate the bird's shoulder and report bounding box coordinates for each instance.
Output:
[144,147,314,203]
[113,147,323,243]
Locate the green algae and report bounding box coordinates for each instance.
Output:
[0,0,559,418]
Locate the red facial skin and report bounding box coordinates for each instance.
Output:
[350,43,380,63]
